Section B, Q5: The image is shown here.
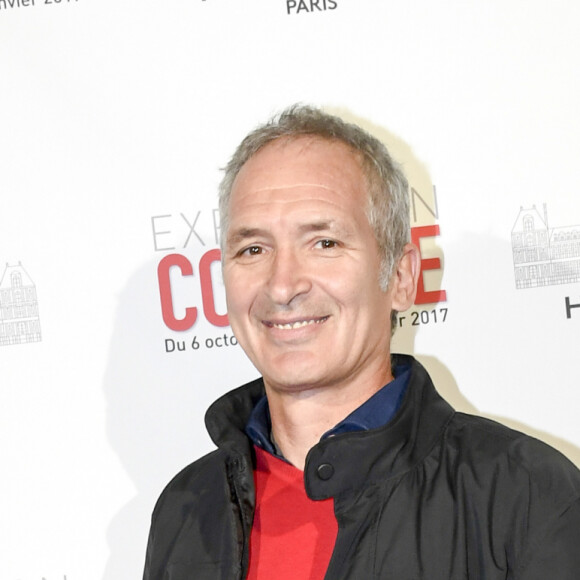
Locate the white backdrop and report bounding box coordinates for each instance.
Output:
[1,1,579,578]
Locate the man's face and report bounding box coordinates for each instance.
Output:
[223,137,395,394]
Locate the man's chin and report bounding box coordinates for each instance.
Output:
[249,346,337,389]
[261,364,332,395]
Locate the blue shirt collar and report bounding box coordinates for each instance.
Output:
[246,361,412,458]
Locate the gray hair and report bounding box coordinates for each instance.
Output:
[218,105,410,328]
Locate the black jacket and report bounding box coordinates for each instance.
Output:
[144,355,580,579]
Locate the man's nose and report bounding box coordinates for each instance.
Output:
[266,248,312,306]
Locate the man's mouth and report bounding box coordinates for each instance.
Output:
[264,316,329,330]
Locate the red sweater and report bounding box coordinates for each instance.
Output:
[247,445,338,580]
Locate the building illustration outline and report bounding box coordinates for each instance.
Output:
[512,205,580,289]
[0,262,42,346]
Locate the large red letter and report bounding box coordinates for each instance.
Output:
[199,249,229,327]
[158,254,198,331]
[411,225,447,305]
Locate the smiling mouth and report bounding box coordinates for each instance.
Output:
[265,316,329,330]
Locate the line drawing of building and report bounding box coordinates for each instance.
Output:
[512,205,580,289]
[0,262,42,346]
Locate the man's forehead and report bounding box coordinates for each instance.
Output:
[231,136,366,197]
[236,182,339,194]
[227,218,352,242]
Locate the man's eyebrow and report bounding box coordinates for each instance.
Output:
[226,221,352,246]
[298,220,352,237]
[226,227,268,246]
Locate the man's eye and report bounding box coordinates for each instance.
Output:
[317,239,337,249]
[242,246,262,256]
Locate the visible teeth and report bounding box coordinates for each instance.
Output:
[272,319,323,330]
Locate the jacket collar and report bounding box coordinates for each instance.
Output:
[304,355,455,499]
[204,354,455,500]
[205,377,265,456]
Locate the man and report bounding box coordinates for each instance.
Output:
[144,106,580,579]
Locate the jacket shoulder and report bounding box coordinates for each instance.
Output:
[447,412,580,508]
[151,448,231,517]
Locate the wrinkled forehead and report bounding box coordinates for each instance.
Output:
[230,136,370,203]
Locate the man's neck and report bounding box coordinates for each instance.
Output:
[266,366,393,470]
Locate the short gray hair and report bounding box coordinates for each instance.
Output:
[219,105,410,328]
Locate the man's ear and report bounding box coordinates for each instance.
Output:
[390,243,421,311]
